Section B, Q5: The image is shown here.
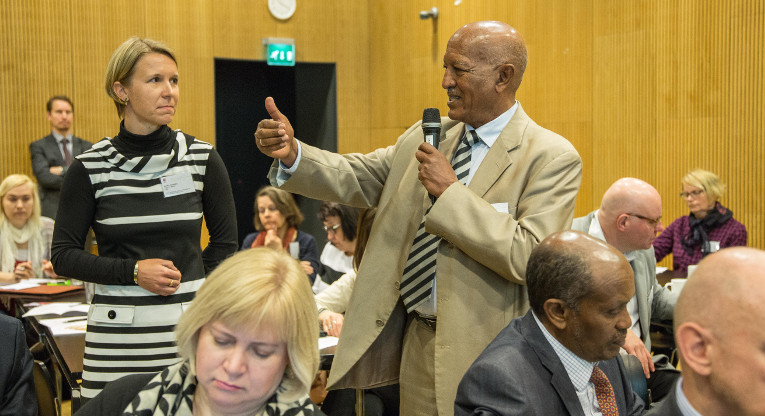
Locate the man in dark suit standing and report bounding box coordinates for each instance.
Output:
[0,314,37,416]
[30,96,92,219]
[455,230,644,415]
[646,247,765,416]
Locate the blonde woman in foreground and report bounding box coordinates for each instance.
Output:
[76,247,325,415]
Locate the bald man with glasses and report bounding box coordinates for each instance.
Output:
[572,177,679,403]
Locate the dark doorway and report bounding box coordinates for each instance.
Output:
[214,59,337,251]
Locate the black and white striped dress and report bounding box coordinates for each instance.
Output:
[51,125,238,399]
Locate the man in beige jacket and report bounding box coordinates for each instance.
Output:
[256,21,582,415]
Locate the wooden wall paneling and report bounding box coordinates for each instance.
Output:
[331,2,371,154]
[68,0,149,147]
[1,0,77,179]
[143,0,216,142]
[728,0,764,250]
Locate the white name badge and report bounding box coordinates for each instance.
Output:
[160,172,195,198]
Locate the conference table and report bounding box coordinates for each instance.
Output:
[0,284,87,413]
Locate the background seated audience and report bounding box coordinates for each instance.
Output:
[572,177,678,402]
[316,207,400,416]
[653,169,747,273]
[646,247,765,416]
[316,202,359,288]
[242,186,320,283]
[1,174,56,283]
[75,247,324,415]
[315,207,373,337]
[455,231,644,415]
[0,314,36,416]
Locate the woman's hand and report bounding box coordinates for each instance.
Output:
[134,259,183,296]
[41,260,58,278]
[263,228,283,251]
[319,310,345,337]
[300,261,314,276]
[14,261,34,281]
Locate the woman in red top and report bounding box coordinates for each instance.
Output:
[241,186,320,283]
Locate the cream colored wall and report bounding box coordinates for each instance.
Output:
[2,1,763,258]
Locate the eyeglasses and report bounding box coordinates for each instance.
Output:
[627,213,662,229]
[323,223,341,234]
[679,190,704,199]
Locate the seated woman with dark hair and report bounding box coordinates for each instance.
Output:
[316,202,359,286]
[75,247,325,415]
[242,186,320,283]
[315,208,400,416]
[654,169,747,273]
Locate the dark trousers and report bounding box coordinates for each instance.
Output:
[321,384,400,416]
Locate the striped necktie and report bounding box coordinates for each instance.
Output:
[591,366,619,416]
[400,130,480,313]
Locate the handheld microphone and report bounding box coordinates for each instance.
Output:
[422,108,442,204]
[422,108,441,149]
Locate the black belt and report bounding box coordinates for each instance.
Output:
[412,311,437,331]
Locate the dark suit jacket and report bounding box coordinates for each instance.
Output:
[644,381,682,415]
[455,311,645,416]
[30,134,92,219]
[0,314,36,416]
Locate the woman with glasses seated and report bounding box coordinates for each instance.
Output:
[75,248,324,415]
[316,202,359,287]
[653,169,747,273]
[242,186,320,283]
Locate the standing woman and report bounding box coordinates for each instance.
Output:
[0,174,56,284]
[653,169,747,273]
[51,37,238,400]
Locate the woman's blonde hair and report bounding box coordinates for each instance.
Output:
[253,186,304,231]
[0,174,40,225]
[176,248,319,402]
[683,169,726,202]
[104,37,176,118]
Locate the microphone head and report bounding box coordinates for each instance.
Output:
[422,108,441,127]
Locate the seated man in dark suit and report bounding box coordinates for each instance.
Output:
[455,230,644,415]
[646,247,765,416]
[0,314,36,416]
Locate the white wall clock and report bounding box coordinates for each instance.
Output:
[268,0,296,20]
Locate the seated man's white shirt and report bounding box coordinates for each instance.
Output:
[533,312,604,416]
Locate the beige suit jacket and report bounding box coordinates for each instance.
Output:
[270,104,583,415]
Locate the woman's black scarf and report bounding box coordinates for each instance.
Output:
[682,202,733,255]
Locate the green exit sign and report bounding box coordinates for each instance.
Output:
[263,38,295,66]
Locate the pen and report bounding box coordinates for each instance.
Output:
[46,280,71,286]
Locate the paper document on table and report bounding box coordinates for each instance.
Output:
[318,336,339,350]
[1,281,40,290]
[39,317,88,335]
[656,267,668,274]
[23,302,90,317]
